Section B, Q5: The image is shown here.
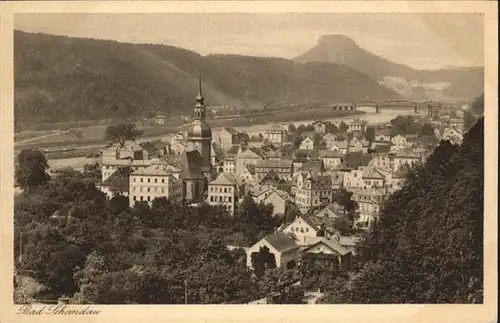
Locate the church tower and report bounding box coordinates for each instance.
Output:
[187,72,213,181]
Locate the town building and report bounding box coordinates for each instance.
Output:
[391,134,407,149]
[171,132,186,145]
[348,118,367,133]
[221,157,236,174]
[100,143,151,182]
[327,140,348,154]
[282,215,321,244]
[393,150,421,172]
[374,132,391,142]
[254,159,294,182]
[448,117,465,134]
[318,150,344,170]
[302,237,353,271]
[253,189,290,217]
[129,163,183,207]
[236,164,256,186]
[362,166,386,188]
[369,153,395,172]
[246,233,301,269]
[342,168,364,189]
[299,136,315,150]
[442,127,464,145]
[217,127,241,150]
[152,115,168,125]
[312,121,327,133]
[207,173,238,216]
[98,167,131,199]
[353,188,387,227]
[170,142,187,156]
[235,146,264,174]
[264,124,285,144]
[291,171,333,213]
[322,133,339,149]
[312,203,343,219]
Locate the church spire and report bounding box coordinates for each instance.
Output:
[194,71,206,120]
[195,71,204,106]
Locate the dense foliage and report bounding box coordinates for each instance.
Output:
[15,148,50,191]
[14,169,284,304]
[327,117,484,303]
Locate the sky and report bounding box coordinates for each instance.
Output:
[15,13,484,70]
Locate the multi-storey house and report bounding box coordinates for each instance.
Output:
[292,171,333,213]
[208,173,238,216]
[129,163,183,207]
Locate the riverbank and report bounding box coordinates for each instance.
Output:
[15,108,364,152]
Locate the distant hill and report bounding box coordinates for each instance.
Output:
[14,31,401,128]
[294,35,484,102]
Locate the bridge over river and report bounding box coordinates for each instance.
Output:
[332,99,449,115]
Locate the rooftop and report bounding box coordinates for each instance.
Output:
[256,159,293,168]
[303,238,351,256]
[132,163,181,177]
[100,168,131,191]
[264,232,299,253]
[319,150,344,158]
[210,172,237,186]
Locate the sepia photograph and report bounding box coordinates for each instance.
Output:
[0,2,497,321]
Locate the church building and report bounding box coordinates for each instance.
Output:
[181,72,214,202]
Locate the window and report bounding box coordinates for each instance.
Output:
[147,196,151,201]
[140,196,144,201]
[161,188,164,193]
[155,178,158,183]
[228,196,232,203]
[224,187,227,193]
[147,188,150,192]
[210,187,213,192]
[210,196,214,202]
[162,179,165,183]
[133,178,136,182]
[133,196,137,201]
[140,178,143,183]
[306,228,309,232]
[148,178,150,183]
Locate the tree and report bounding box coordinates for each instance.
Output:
[339,121,348,133]
[104,123,143,147]
[325,122,339,134]
[15,149,50,191]
[83,162,101,182]
[470,93,484,116]
[293,135,303,149]
[365,126,376,143]
[464,111,478,131]
[251,246,277,278]
[287,124,296,134]
[257,133,264,142]
[20,222,86,295]
[333,188,357,217]
[328,118,484,303]
[419,123,435,137]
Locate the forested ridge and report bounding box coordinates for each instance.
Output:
[326,116,484,303]
[15,30,400,127]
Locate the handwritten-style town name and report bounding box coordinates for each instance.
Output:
[18,304,101,315]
